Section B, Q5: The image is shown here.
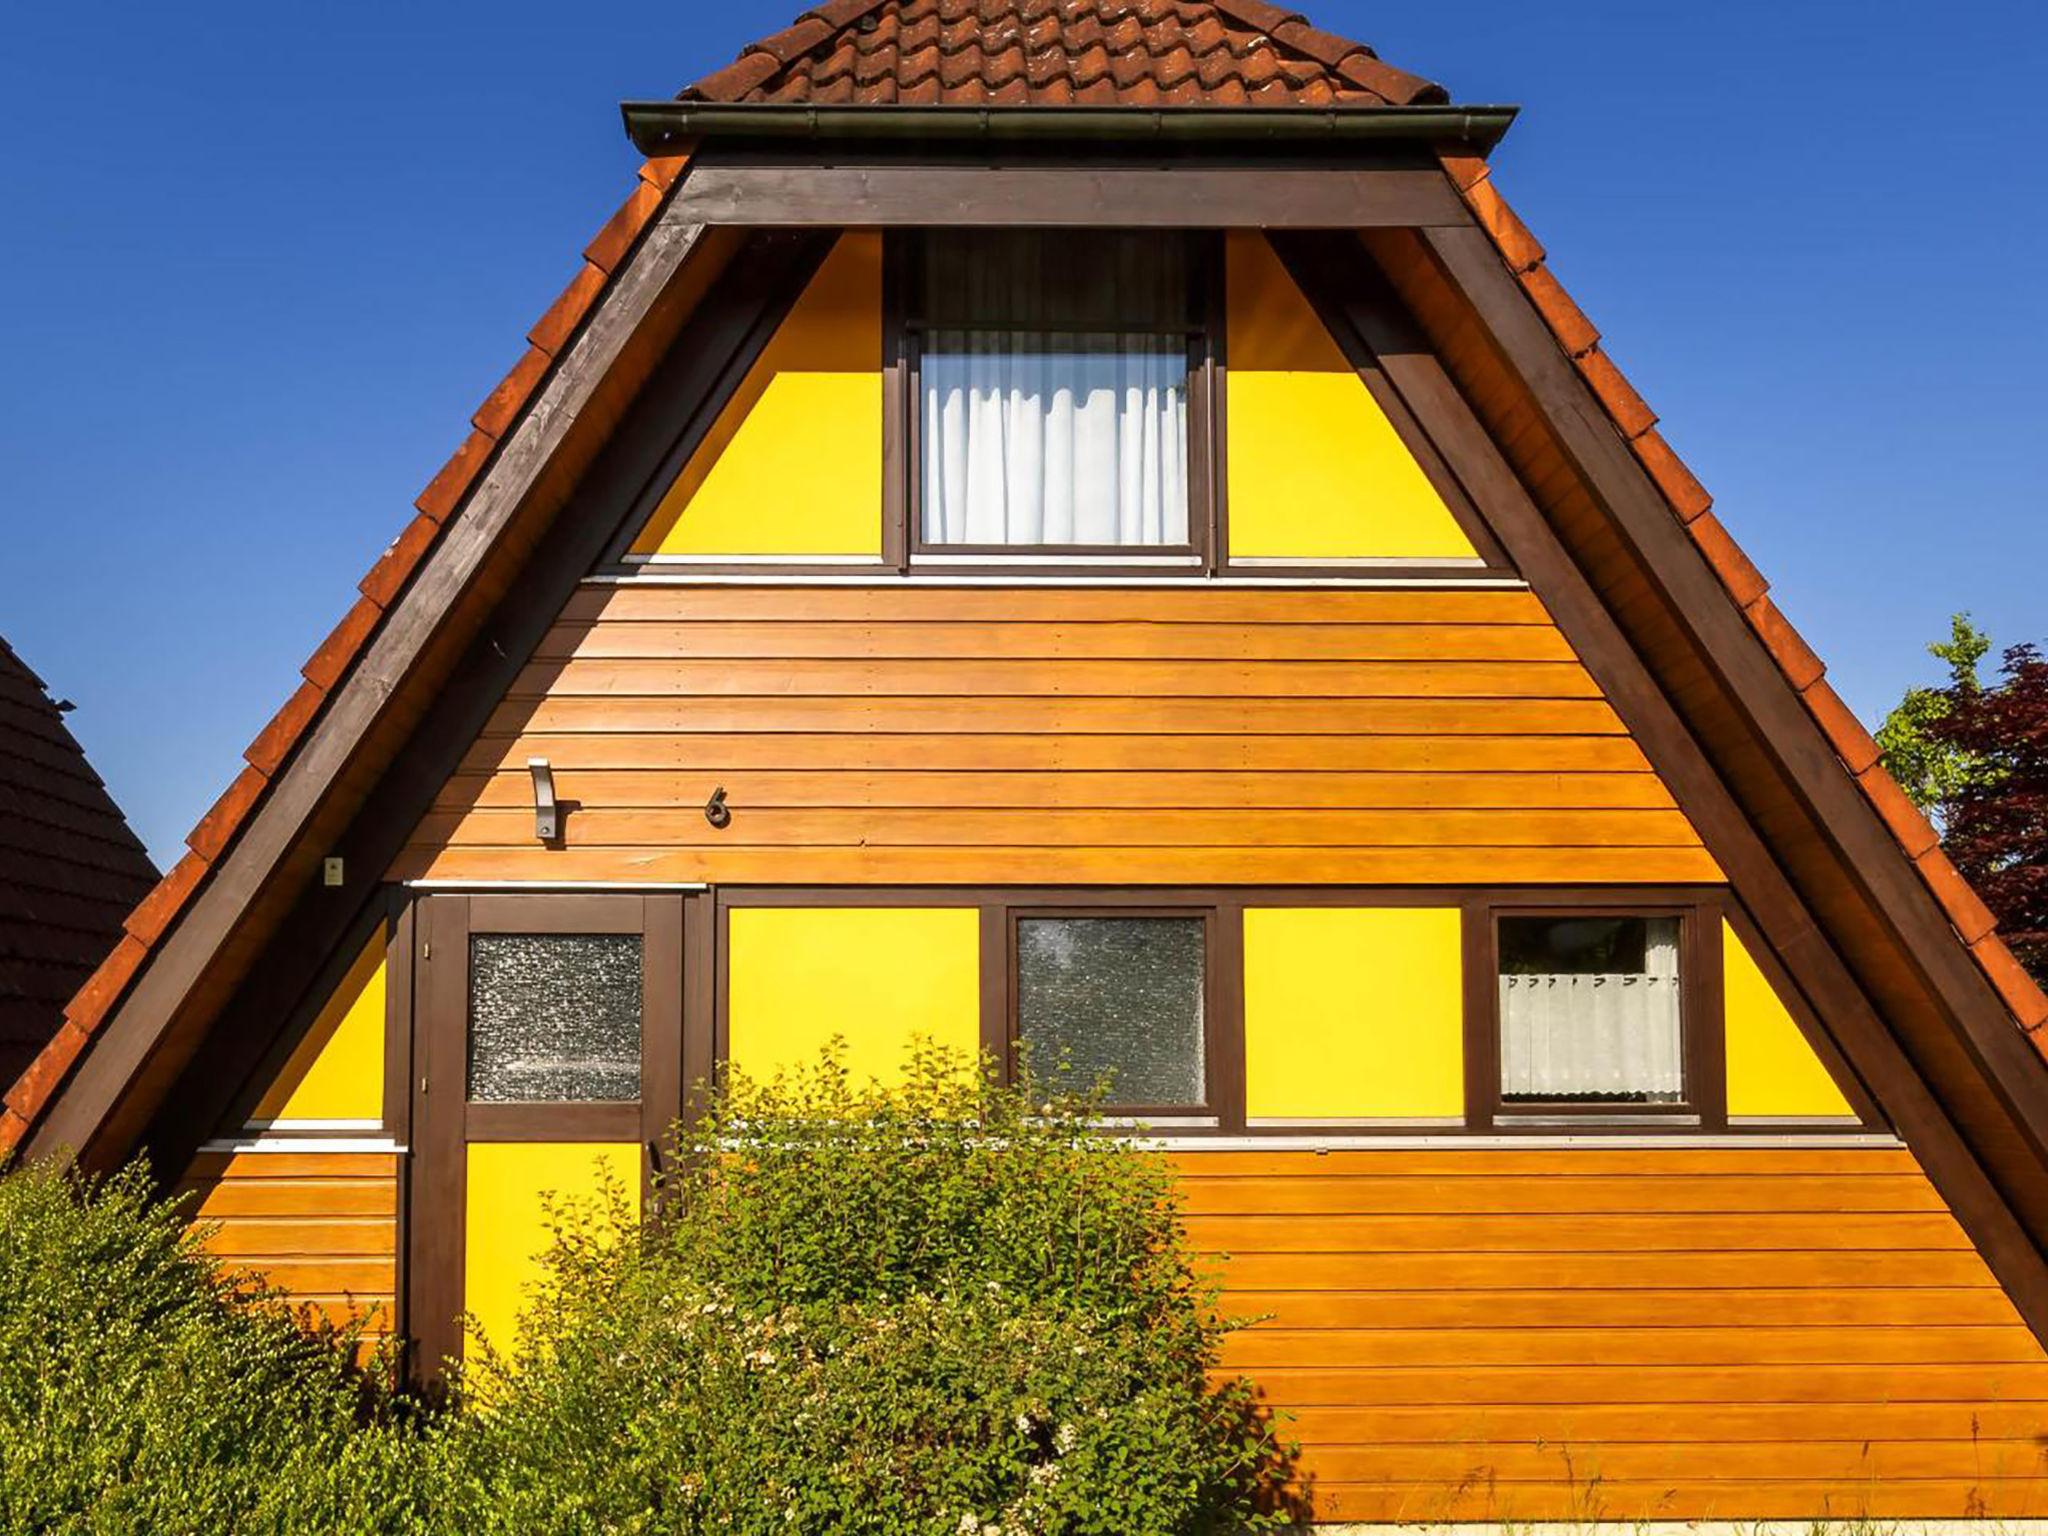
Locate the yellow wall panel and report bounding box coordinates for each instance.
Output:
[1243,907,1464,1120]
[464,1141,640,1357]
[252,926,385,1123]
[631,233,883,559]
[1724,920,1854,1120]
[1225,232,1478,564]
[727,907,979,1085]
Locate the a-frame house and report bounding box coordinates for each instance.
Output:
[9,2,2048,1523]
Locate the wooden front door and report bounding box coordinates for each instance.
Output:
[406,893,685,1376]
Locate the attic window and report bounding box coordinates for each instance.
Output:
[910,229,1204,557]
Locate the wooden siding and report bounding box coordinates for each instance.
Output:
[176,1152,399,1339]
[1180,1145,2048,1524]
[397,585,1718,886]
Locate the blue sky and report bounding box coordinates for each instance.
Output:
[2,2,2042,868]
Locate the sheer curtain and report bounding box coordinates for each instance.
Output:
[916,229,1192,549]
[1499,919,1682,1102]
[922,333,1186,546]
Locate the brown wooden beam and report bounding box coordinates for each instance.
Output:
[670,164,1469,228]
[27,200,723,1166]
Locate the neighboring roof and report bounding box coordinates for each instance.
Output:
[680,0,1447,108]
[1430,148,2048,1050]
[5,1,2044,1176]
[0,639,157,1094]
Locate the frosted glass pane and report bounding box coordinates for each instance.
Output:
[468,934,641,1103]
[1017,917,1204,1106]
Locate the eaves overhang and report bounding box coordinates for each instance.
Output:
[621,101,1518,157]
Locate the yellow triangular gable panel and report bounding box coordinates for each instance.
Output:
[630,234,883,560]
[250,925,385,1124]
[1723,920,1857,1120]
[1225,231,1479,563]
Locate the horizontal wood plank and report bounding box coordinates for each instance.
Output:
[1219,1287,2019,1329]
[417,806,1704,851]
[441,768,1679,813]
[1179,1173,1946,1215]
[485,694,1633,737]
[397,844,1726,886]
[536,619,1581,663]
[1222,1324,2042,1368]
[1204,1248,1999,1291]
[458,731,1658,775]
[558,586,1554,626]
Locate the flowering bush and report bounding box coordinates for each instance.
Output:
[0,1158,429,1535]
[437,1046,1295,1534]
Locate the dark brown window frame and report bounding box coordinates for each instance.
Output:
[710,884,1881,1141]
[1463,893,1724,1132]
[1002,901,1231,1125]
[894,228,1224,576]
[601,226,1518,581]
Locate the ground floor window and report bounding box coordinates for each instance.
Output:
[699,886,1875,1140]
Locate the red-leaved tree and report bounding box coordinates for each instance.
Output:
[1928,644,2048,982]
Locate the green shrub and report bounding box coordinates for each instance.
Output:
[0,1157,430,1536]
[438,1046,1296,1535]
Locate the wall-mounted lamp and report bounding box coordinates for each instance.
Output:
[529,757,559,842]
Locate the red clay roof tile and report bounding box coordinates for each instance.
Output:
[62,934,147,1031]
[1519,266,1599,359]
[1917,847,2000,947]
[1802,681,1883,777]
[1629,427,1711,522]
[1687,511,1769,609]
[302,596,383,692]
[584,182,666,277]
[121,852,207,948]
[679,0,1446,108]
[1573,348,1657,439]
[1974,935,2048,1032]
[1461,180,1544,275]
[1745,595,1826,693]
[186,765,267,864]
[527,263,609,359]
[472,347,552,442]
[243,679,326,779]
[1858,763,1942,862]
[3,1023,89,1118]
[414,428,496,524]
[358,514,441,610]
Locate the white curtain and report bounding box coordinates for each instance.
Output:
[921,332,1187,547]
[1499,919,1682,1102]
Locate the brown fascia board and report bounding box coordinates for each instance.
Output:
[1396,168,2048,1189]
[1421,160,2048,1075]
[13,164,718,1166]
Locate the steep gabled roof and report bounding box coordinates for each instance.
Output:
[6,2,2045,1230]
[681,0,1447,108]
[0,638,156,1091]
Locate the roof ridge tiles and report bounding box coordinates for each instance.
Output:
[676,0,1444,107]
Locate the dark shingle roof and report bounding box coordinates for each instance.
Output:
[0,638,156,1093]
